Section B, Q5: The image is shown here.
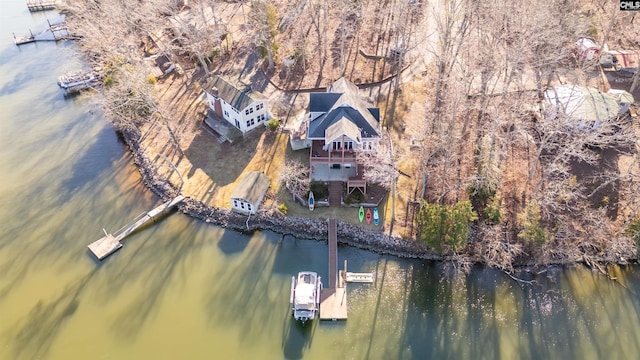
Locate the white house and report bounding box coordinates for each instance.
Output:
[204,76,269,134]
[230,171,271,215]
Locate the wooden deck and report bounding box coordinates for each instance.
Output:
[319,218,348,320]
[319,288,348,320]
[88,195,184,260]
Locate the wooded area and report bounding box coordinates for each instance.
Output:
[61,0,640,270]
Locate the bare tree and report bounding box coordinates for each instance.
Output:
[279,160,310,200]
[249,0,279,71]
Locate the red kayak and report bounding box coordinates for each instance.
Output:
[365,208,372,224]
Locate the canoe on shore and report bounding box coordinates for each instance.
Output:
[358,206,364,223]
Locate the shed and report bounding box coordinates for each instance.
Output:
[230,171,270,214]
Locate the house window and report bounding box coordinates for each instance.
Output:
[258,114,265,122]
[257,103,263,110]
[224,110,229,117]
[246,120,251,127]
[210,101,214,108]
[247,204,252,211]
[345,141,353,150]
[250,118,255,126]
[241,202,245,209]
[245,107,254,115]
[235,120,240,128]
[233,200,238,207]
[333,141,341,151]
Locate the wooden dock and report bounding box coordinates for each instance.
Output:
[13,20,74,46]
[319,218,348,320]
[87,195,184,260]
[27,0,56,12]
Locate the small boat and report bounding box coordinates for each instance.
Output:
[366,208,372,224]
[290,271,322,324]
[358,206,365,223]
[308,191,315,211]
[373,207,379,226]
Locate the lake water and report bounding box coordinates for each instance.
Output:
[2,1,640,359]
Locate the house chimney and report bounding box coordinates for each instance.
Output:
[211,87,223,119]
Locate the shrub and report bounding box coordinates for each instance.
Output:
[278,203,288,215]
[416,200,478,254]
[484,195,502,224]
[625,216,640,247]
[310,181,329,200]
[267,118,279,132]
[517,201,547,245]
[102,75,114,87]
[147,75,157,85]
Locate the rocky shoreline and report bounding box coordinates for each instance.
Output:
[118,124,444,261]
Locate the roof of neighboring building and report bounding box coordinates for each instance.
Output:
[204,76,267,112]
[231,171,270,205]
[543,85,620,124]
[308,77,381,139]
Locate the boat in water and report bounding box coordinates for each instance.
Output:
[290,271,322,323]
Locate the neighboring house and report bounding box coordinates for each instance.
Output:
[230,171,270,215]
[204,76,269,134]
[303,77,382,194]
[542,85,633,130]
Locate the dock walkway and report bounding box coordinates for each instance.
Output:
[88,195,184,260]
[319,219,348,320]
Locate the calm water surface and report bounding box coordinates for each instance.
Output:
[2,1,640,359]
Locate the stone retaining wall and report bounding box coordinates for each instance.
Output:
[118,124,442,261]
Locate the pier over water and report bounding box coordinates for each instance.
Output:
[87,195,184,260]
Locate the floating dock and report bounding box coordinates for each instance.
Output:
[345,272,374,283]
[88,195,184,260]
[26,0,56,12]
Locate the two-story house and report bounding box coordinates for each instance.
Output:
[305,77,382,196]
[204,76,269,134]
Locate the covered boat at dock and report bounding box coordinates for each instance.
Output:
[290,271,322,323]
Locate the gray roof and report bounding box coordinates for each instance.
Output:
[231,171,270,204]
[308,77,381,139]
[204,76,267,112]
